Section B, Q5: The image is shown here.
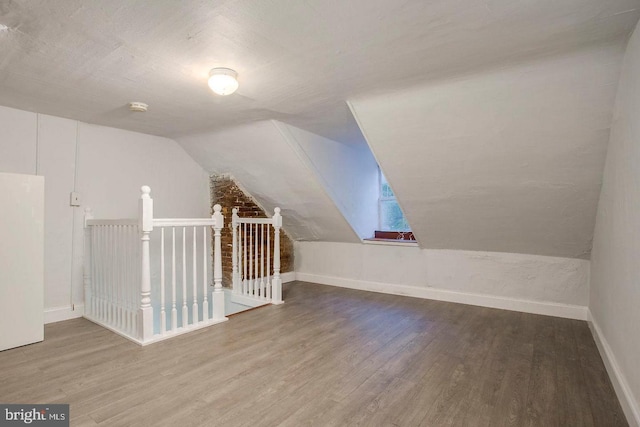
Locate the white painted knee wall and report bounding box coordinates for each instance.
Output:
[295,241,589,320]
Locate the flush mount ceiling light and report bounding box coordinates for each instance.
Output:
[129,102,148,112]
[208,67,239,96]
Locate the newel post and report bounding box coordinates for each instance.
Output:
[139,186,154,341]
[83,208,93,317]
[232,208,240,294]
[272,207,284,304]
[211,204,227,320]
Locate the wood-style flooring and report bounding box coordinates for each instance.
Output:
[0,281,628,426]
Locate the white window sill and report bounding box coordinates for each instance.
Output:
[362,238,419,247]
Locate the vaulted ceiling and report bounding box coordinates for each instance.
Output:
[1,0,639,258]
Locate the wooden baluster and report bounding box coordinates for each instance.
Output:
[94,226,97,319]
[115,225,120,326]
[116,225,121,329]
[247,224,254,295]
[116,226,121,326]
[107,225,113,325]
[133,224,138,334]
[91,226,97,318]
[104,226,109,321]
[112,225,117,326]
[267,224,271,301]
[111,225,116,325]
[89,225,95,317]
[260,223,265,298]
[192,226,199,324]
[100,226,108,322]
[160,227,166,335]
[125,226,129,330]
[120,226,126,329]
[232,208,239,294]
[131,225,138,334]
[103,226,108,321]
[122,226,126,329]
[125,225,132,334]
[202,226,209,322]
[93,226,98,320]
[120,225,125,329]
[101,225,106,323]
[237,218,242,295]
[254,223,258,297]
[243,222,247,295]
[131,224,137,335]
[272,208,283,304]
[83,209,93,317]
[138,186,154,341]
[95,226,101,320]
[122,226,127,332]
[182,226,188,328]
[102,225,107,323]
[171,227,178,331]
[114,226,119,329]
[211,204,226,320]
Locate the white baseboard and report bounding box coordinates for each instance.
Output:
[281,271,296,283]
[588,310,640,427]
[44,304,85,324]
[295,272,587,320]
[84,314,228,347]
[230,293,271,308]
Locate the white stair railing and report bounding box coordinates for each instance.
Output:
[83,213,140,339]
[231,207,283,305]
[84,186,228,345]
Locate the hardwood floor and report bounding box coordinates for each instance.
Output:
[0,281,628,426]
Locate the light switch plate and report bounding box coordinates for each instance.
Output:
[70,191,81,207]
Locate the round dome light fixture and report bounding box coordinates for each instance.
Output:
[208,67,239,96]
[129,102,148,112]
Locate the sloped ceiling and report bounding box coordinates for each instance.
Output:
[275,123,379,240]
[349,43,624,258]
[177,120,360,243]
[0,0,638,142]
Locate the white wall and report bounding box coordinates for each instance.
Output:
[589,23,640,426]
[349,42,624,259]
[75,123,210,219]
[275,122,378,239]
[0,106,37,174]
[296,241,589,319]
[36,115,78,311]
[0,105,210,322]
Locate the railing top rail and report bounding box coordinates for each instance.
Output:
[235,217,274,225]
[87,219,138,226]
[153,218,218,227]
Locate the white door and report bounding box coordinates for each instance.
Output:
[0,172,44,351]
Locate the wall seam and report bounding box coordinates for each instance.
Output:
[69,120,80,307]
[35,114,39,175]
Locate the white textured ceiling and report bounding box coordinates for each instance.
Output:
[0,0,639,142]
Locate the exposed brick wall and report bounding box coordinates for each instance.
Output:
[210,175,294,287]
